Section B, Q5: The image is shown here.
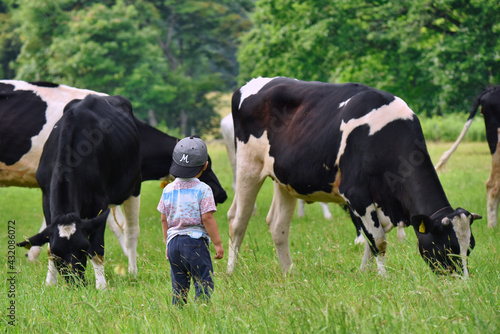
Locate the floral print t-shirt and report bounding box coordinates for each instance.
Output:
[157,178,216,245]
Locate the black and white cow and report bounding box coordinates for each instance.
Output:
[17,94,142,289]
[222,113,405,244]
[1,80,227,286]
[436,85,500,228]
[228,77,481,277]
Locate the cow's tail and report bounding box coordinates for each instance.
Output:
[435,90,485,171]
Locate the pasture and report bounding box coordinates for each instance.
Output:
[1,141,499,333]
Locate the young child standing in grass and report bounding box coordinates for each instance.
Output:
[157,136,224,305]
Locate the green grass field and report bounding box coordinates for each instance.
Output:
[1,141,499,333]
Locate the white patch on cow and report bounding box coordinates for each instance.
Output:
[449,213,472,277]
[338,98,352,109]
[336,96,414,165]
[0,80,107,187]
[58,223,76,240]
[354,203,394,234]
[238,77,276,109]
[236,131,277,181]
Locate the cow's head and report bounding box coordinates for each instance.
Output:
[199,155,228,204]
[411,208,481,276]
[17,210,109,285]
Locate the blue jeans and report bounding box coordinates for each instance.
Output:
[167,235,214,305]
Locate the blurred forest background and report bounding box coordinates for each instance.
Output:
[1,0,499,137]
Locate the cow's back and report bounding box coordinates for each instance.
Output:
[37,95,141,219]
[0,80,105,187]
[232,77,418,200]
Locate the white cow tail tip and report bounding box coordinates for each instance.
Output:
[435,119,473,172]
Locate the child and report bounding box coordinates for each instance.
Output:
[157,136,224,305]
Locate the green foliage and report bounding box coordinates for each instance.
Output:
[1,143,499,332]
[11,0,69,79]
[6,0,251,135]
[4,0,500,133]
[155,119,182,139]
[0,1,19,78]
[238,0,500,116]
[237,0,340,82]
[47,1,160,89]
[420,113,486,142]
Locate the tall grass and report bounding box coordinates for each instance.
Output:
[1,141,499,333]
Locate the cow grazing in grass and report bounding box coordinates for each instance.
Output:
[1,80,227,285]
[221,113,334,220]
[17,94,142,289]
[228,77,481,277]
[436,85,500,228]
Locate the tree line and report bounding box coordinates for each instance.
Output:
[238,0,500,117]
[1,0,499,135]
[0,0,252,135]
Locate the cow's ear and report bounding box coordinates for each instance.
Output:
[17,226,53,249]
[410,215,432,234]
[470,213,482,224]
[82,209,109,235]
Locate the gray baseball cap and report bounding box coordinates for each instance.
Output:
[170,136,208,178]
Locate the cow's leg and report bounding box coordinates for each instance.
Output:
[46,259,58,286]
[396,224,407,241]
[27,217,47,261]
[106,206,128,254]
[352,213,376,271]
[227,178,265,275]
[45,245,58,286]
[354,233,366,245]
[486,147,500,228]
[360,240,374,271]
[267,182,297,275]
[91,255,106,290]
[359,234,387,275]
[297,199,305,218]
[352,204,388,275]
[320,202,333,220]
[121,195,141,275]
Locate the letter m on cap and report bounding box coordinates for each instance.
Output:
[180,154,189,163]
